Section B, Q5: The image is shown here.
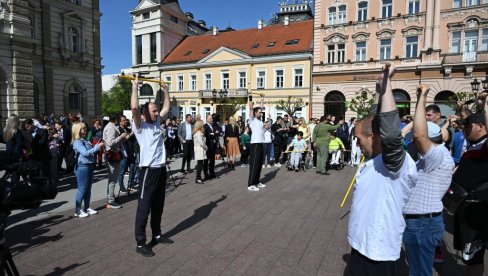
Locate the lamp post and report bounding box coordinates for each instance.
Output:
[212,88,228,119]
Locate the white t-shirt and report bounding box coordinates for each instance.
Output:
[348,154,417,261]
[131,117,165,168]
[264,130,272,143]
[249,117,264,144]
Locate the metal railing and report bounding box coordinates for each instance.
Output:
[199,89,248,98]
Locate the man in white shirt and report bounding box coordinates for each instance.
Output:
[247,94,266,191]
[347,65,417,275]
[130,76,174,257]
[402,85,454,276]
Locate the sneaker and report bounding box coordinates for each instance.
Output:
[74,210,89,218]
[150,235,174,245]
[274,163,282,167]
[106,202,122,209]
[85,208,98,215]
[248,185,260,191]
[266,165,271,168]
[241,164,247,167]
[128,187,138,193]
[256,183,266,188]
[463,241,484,262]
[119,187,128,194]
[136,244,155,257]
[262,165,266,168]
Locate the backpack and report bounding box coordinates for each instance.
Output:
[337,123,349,143]
[65,144,78,169]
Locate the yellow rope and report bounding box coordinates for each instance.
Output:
[340,156,365,208]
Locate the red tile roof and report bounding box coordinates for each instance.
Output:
[162,20,313,65]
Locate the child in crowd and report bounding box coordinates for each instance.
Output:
[286,131,307,172]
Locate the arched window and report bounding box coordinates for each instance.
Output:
[68,26,79,52]
[392,89,411,117]
[69,83,82,110]
[324,91,346,119]
[434,90,456,117]
[140,84,154,96]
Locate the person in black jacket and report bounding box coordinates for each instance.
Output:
[203,114,218,179]
[25,118,52,177]
[271,117,286,165]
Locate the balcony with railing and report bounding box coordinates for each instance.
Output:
[443,51,488,64]
[199,88,248,98]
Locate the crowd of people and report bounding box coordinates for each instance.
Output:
[1,68,487,273]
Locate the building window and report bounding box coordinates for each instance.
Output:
[143,12,150,20]
[338,5,347,24]
[408,0,420,15]
[190,107,197,118]
[205,73,212,90]
[135,35,142,64]
[275,69,284,88]
[150,33,157,63]
[405,36,418,58]
[355,41,366,61]
[382,0,393,18]
[465,0,480,6]
[285,39,300,45]
[170,15,178,23]
[327,44,345,63]
[257,70,266,89]
[451,31,461,53]
[178,75,184,91]
[190,75,197,91]
[465,30,478,53]
[68,26,79,53]
[294,68,304,88]
[165,76,171,92]
[69,83,82,110]
[221,72,229,89]
[238,72,247,88]
[140,84,153,96]
[328,7,337,25]
[380,39,392,60]
[482,29,488,51]
[358,2,368,21]
[454,0,461,8]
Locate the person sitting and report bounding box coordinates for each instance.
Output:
[329,132,345,169]
[286,131,307,172]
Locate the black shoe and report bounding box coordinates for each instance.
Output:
[180,169,186,174]
[323,172,330,175]
[136,244,155,257]
[151,235,174,245]
[209,174,217,179]
[195,179,203,184]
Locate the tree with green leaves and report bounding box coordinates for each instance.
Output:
[349,91,375,118]
[276,96,304,116]
[101,75,132,115]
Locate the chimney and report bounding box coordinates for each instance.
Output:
[284,15,289,26]
[212,26,218,35]
[258,19,263,30]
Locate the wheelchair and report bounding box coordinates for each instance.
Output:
[328,149,345,170]
[285,148,309,172]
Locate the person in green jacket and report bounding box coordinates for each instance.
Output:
[240,126,251,167]
[313,115,343,174]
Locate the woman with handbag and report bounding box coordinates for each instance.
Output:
[72,122,104,218]
[193,120,207,184]
[225,117,240,169]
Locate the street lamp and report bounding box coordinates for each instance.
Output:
[481,74,488,93]
[471,77,480,93]
[212,88,228,119]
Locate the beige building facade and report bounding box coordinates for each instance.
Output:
[313,0,488,120]
[0,0,102,121]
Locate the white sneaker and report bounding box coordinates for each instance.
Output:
[75,210,89,218]
[257,183,266,188]
[262,165,266,168]
[274,163,282,167]
[266,165,271,168]
[248,185,260,191]
[86,208,98,215]
[241,164,247,167]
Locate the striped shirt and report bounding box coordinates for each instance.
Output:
[403,144,455,214]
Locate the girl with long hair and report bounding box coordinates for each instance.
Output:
[3,114,25,158]
[193,120,207,183]
[72,122,105,217]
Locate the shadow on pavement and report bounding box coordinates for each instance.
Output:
[6,214,69,256]
[163,195,227,238]
[45,261,90,276]
[7,201,69,226]
[261,169,279,184]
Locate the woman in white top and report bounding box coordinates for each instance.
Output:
[193,120,207,184]
[263,122,273,168]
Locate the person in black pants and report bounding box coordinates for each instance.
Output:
[130,76,174,257]
[203,114,218,179]
[247,95,266,191]
[271,116,286,166]
[177,114,194,173]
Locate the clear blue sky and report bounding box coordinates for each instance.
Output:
[100,0,291,74]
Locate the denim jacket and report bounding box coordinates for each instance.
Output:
[73,139,100,165]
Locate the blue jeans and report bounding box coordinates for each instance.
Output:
[403,214,444,276]
[117,157,128,189]
[128,162,138,187]
[75,164,94,213]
